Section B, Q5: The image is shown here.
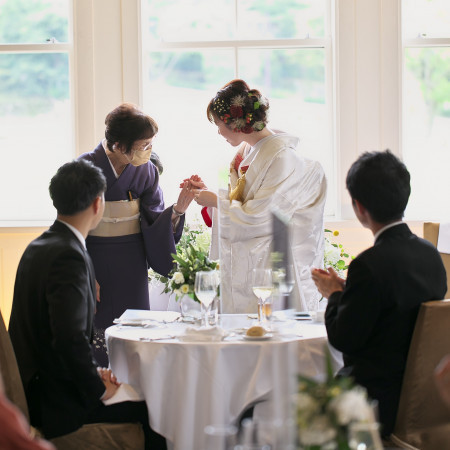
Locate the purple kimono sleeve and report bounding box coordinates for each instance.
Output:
[141,204,185,277]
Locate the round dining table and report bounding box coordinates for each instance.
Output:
[105,312,342,450]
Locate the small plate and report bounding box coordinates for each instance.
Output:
[243,333,273,341]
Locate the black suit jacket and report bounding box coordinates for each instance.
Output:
[326,223,447,436]
[9,221,105,438]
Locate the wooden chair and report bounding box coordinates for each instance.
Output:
[0,310,145,450]
[390,300,450,450]
[423,222,450,299]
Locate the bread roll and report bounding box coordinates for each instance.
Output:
[246,325,266,337]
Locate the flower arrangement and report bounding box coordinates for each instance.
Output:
[323,229,353,277]
[148,223,219,303]
[296,349,379,450]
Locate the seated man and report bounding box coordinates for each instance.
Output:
[311,150,447,437]
[8,160,166,449]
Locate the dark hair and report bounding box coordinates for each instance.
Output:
[346,150,411,223]
[105,103,158,154]
[206,79,269,134]
[49,159,107,215]
[150,152,163,175]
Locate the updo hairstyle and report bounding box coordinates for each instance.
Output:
[206,79,269,134]
[105,103,158,155]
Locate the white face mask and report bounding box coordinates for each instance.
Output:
[129,148,152,166]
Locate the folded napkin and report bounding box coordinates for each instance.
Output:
[178,326,228,342]
[437,223,450,254]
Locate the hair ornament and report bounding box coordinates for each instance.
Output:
[253,101,260,110]
[231,95,246,107]
[253,121,265,131]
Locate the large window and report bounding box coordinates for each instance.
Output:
[0,0,73,224]
[402,0,450,220]
[141,0,334,218]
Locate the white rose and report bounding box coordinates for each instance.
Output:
[180,284,190,294]
[324,241,341,266]
[172,272,185,284]
[195,232,211,253]
[329,388,373,425]
[299,415,337,446]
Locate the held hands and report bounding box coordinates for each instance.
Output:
[311,267,345,299]
[98,367,121,401]
[179,175,217,208]
[173,175,204,215]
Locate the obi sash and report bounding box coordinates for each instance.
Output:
[89,199,141,237]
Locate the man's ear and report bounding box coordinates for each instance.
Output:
[353,199,366,216]
[92,196,102,215]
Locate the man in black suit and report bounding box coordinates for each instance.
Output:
[312,150,447,437]
[9,160,166,449]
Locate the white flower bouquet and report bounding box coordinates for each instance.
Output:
[323,229,353,277]
[296,349,379,450]
[148,223,219,303]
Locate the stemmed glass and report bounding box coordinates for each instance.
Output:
[194,271,219,328]
[251,268,273,326]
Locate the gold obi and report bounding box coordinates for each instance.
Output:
[89,199,141,237]
[229,173,246,203]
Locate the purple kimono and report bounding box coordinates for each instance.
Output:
[79,143,184,365]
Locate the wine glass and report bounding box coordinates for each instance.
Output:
[251,268,273,325]
[194,271,219,328]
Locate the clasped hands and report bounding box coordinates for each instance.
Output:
[311,267,345,299]
[179,176,218,209]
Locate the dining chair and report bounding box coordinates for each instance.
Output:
[390,300,450,450]
[0,310,145,450]
[423,222,450,299]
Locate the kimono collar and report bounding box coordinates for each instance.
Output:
[102,139,121,179]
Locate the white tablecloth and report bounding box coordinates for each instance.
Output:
[106,313,342,450]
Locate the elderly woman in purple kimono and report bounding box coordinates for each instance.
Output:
[79,103,197,366]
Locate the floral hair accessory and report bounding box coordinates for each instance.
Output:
[214,93,266,133]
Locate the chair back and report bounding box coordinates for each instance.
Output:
[423,222,450,299]
[0,309,29,420]
[391,300,450,449]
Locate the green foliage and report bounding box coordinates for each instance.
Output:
[149,223,219,303]
[296,347,375,449]
[323,229,353,277]
[405,48,450,119]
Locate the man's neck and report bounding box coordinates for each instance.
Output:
[57,213,91,239]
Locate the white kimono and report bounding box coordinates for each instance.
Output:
[211,133,326,314]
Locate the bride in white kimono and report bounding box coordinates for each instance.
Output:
[192,79,327,314]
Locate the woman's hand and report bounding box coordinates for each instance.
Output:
[173,180,196,215]
[180,174,207,190]
[193,190,218,208]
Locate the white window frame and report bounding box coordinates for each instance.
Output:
[72,0,424,224]
[0,0,75,226]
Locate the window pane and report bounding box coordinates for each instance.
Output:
[142,0,234,43]
[0,0,69,44]
[0,53,72,222]
[403,0,450,39]
[403,47,450,219]
[237,0,325,39]
[238,48,334,215]
[143,50,235,210]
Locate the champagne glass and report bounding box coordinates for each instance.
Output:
[251,268,273,325]
[194,271,219,328]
